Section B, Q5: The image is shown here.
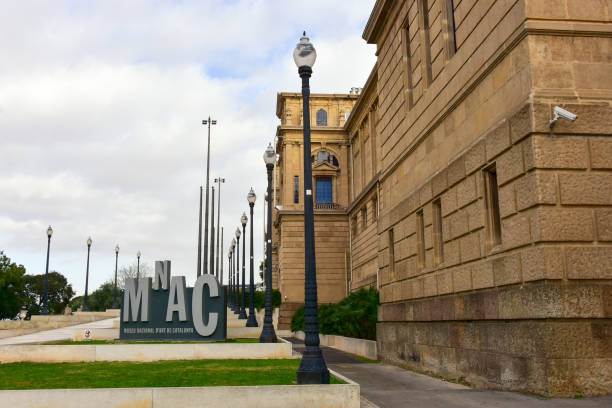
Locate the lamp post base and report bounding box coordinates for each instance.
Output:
[246,313,258,327]
[238,308,247,319]
[259,324,277,343]
[297,347,330,384]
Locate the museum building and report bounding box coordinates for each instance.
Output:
[272,0,612,396]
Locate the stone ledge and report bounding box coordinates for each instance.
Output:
[0,384,360,408]
[379,281,612,322]
[0,339,293,363]
[293,331,377,360]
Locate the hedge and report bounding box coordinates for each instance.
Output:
[290,288,379,340]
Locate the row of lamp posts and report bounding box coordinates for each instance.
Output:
[40,227,140,314]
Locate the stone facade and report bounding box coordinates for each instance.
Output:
[364,0,612,397]
[273,0,612,396]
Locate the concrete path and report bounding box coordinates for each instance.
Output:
[0,318,117,345]
[286,338,612,408]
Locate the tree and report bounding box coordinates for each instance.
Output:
[87,281,117,311]
[115,261,152,290]
[21,271,75,317]
[0,251,26,319]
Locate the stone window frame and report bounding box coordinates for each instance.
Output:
[416,209,426,270]
[432,198,444,266]
[483,163,502,251]
[316,109,328,126]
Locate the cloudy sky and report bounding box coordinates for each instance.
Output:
[0,0,376,295]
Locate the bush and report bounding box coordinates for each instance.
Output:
[290,288,379,340]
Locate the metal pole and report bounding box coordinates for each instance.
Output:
[210,186,215,277]
[197,186,203,277]
[84,241,91,312]
[260,163,277,342]
[42,234,51,315]
[246,202,258,327]
[296,65,329,384]
[220,227,224,285]
[239,222,247,319]
[235,234,240,315]
[202,117,216,275]
[215,178,224,278]
[112,250,119,309]
[137,253,140,280]
[229,251,233,309]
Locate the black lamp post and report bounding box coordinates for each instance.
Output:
[232,238,238,313]
[246,188,258,327]
[210,186,215,276]
[137,250,141,280]
[232,236,240,314]
[41,225,53,315]
[294,32,329,384]
[227,249,232,306]
[230,239,235,311]
[239,214,248,320]
[83,236,92,312]
[112,245,120,309]
[260,143,277,342]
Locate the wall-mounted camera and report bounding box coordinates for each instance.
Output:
[550,106,578,128]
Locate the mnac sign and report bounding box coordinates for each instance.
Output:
[120,261,226,341]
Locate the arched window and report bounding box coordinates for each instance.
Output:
[316,109,328,126]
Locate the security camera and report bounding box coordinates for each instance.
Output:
[550,106,577,128]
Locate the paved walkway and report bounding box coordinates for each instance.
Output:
[0,318,117,345]
[286,338,612,408]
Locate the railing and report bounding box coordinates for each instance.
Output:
[314,202,341,210]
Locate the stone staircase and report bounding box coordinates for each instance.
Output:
[278,302,303,330]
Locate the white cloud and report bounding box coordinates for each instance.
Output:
[0,0,376,295]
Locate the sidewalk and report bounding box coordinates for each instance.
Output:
[286,338,612,408]
[0,318,117,345]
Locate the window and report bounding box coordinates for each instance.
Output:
[361,207,367,229]
[484,165,502,249]
[317,151,330,163]
[351,215,358,236]
[293,176,299,204]
[401,15,414,109]
[416,210,425,269]
[442,0,457,59]
[418,0,433,87]
[388,228,395,273]
[433,199,443,266]
[371,197,378,222]
[316,109,328,126]
[332,156,339,167]
[315,177,333,203]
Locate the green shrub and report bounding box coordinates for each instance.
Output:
[290,288,379,340]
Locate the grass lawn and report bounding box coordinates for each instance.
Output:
[0,359,344,389]
[49,338,259,345]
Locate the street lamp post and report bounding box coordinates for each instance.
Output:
[113,245,120,309]
[201,117,217,276]
[235,228,242,316]
[41,225,53,315]
[246,188,258,327]
[239,213,248,320]
[83,236,92,312]
[294,33,329,384]
[228,248,233,309]
[260,143,277,342]
[137,250,141,280]
[231,238,237,312]
[214,178,225,279]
